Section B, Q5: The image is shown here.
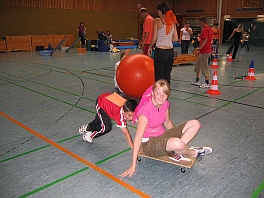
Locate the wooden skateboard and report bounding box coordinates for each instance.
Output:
[137,153,197,173]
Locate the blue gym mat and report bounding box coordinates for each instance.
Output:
[115,45,138,49]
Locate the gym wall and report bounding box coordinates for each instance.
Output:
[0,6,138,40]
[0,0,173,40]
[1,0,263,42]
[174,0,264,18]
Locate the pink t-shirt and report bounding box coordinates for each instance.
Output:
[138,97,170,138]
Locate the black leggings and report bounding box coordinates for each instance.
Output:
[227,38,240,59]
[181,40,191,54]
[87,101,112,138]
[154,48,174,84]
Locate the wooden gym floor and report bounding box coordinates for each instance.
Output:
[0,44,263,198]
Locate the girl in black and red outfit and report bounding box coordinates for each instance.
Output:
[78,93,137,148]
[226,23,244,61]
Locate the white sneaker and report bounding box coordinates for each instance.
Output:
[169,153,191,162]
[190,146,213,157]
[191,81,201,86]
[83,131,93,142]
[79,124,89,135]
[199,83,210,88]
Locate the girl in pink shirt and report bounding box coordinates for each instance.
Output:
[120,79,212,178]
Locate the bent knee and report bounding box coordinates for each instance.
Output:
[188,119,201,129]
[167,138,185,150]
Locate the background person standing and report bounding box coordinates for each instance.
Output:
[191,16,212,88]
[180,22,193,54]
[241,31,250,51]
[147,1,178,84]
[77,22,86,48]
[105,31,112,44]
[211,23,220,54]
[140,8,154,55]
[226,23,244,61]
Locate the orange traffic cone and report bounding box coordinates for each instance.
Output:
[210,58,219,68]
[245,60,256,80]
[206,70,222,95]
[227,53,233,62]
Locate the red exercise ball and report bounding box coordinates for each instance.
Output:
[116,54,155,98]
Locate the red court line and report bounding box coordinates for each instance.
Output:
[0,111,151,198]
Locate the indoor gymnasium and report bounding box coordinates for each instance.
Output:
[0,0,263,197]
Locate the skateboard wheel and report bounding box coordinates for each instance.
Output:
[180,167,186,173]
[137,157,142,162]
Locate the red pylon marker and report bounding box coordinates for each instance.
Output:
[210,58,219,68]
[206,70,222,95]
[245,60,256,80]
[227,53,233,62]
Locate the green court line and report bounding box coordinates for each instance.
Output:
[1,79,263,197]
[170,81,256,109]
[0,145,50,163]
[172,84,264,110]
[1,70,223,110]
[217,86,264,109]
[19,167,88,198]
[57,135,80,143]
[0,70,138,164]
[0,70,223,116]
[171,89,201,101]
[184,94,199,100]
[0,71,95,102]
[1,67,263,126]
[3,59,113,84]
[2,58,264,183]
[6,58,91,74]
[19,148,131,198]
[0,67,262,146]
[3,56,264,198]
[219,79,239,88]
[11,64,110,83]
[5,59,263,110]
[0,135,79,163]
[0,126,137,163]
[0,116,135,163]
[251,181,264,198]
[170,95,218,108]
[0,77,95,114]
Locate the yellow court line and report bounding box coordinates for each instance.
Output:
[0,111,151,198]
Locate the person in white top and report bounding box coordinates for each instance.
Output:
[114,49,130,92]
[180,22,193,54]
[241,31,250,51]
[147,1,178,84]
